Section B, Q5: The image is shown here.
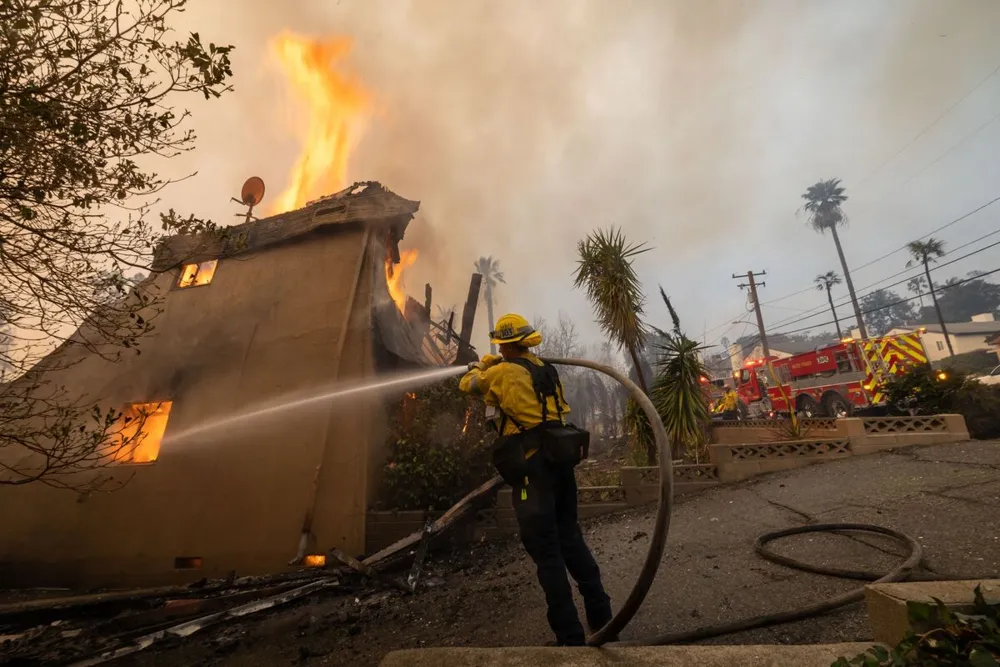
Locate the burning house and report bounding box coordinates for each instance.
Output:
[0,182,480,588]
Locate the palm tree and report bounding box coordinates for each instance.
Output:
[574,226,654,463]
[473,256,505,354]
[801,179,868,339]
[814,271,843,338]
[651,288,710,461]
[907,276,928,309]
[574,227,651,392]
[907,238,953,356]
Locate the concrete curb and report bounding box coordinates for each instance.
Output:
[379,643,884,666]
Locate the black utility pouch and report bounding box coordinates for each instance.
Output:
[491,435,528,486]
[540,423,590,466]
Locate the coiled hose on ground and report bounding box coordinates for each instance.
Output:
[544,357,984,649]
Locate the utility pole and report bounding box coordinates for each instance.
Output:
[734,270,770,359]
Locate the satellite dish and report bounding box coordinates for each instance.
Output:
[240,176,266,206]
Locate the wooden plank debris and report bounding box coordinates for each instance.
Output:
[361,475,503,569]
[406,518,434,592]
[328,549,409,593]
[68,579,339,667]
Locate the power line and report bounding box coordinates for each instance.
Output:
[898,106,1000,189]
[758,192,1000,316]
[772,233,1000,332]
[760,284,815,305]
[765,227,1000,330]
[850,193,1000,273]
[769,264,1000,337]
[853,60,1000,191]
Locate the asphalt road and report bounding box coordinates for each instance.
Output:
[121,440,1000,667]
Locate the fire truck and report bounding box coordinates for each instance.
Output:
[734,332,928,418]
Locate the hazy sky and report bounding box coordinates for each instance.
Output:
[162,0,1000,355]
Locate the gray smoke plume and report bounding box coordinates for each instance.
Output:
[168,0,1000,350]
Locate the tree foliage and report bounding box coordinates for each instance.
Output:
[883,364,1000,440]
[801,178,848,233]
[650,288,709,461]
[860,288,916,336]
[907,238,952,355]
[380,377,495,511]
[833,584,1000,666]
[574,226,654,461]
[573,227,650,358]
[0,0,233,488]
[925,276,1000,323]
[474,255,504,353]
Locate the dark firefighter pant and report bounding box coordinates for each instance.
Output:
[511,449,613,646]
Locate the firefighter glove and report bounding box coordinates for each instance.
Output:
[481,354,504,367]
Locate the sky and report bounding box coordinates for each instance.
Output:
[160,0,1000,357]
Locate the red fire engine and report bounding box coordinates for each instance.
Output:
[734,332,928,418]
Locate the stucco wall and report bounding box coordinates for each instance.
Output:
[0,225,380,588]
[918,331,991,362]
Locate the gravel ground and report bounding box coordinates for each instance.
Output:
[114,441,1000,667]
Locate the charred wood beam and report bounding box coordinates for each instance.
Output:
[361,475,503,570]
[446,311,455,344]
[328,548,410,593]
[406,518,434,592]
[424,283,432,316]
[457,273,483,364]
[68,579,339,667]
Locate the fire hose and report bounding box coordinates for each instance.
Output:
[544,357,982,648]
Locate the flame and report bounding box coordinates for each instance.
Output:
[386,250,418,312]
[303,554,327,568]
[269,32,372,213]
[461,409,471,434]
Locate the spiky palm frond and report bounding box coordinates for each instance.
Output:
[573,226,650,353]
[814,270,841,291]
[649,289,710,461]
[907,276,927,294]
[801,178,848,234]
[651,333,709,452]
[905,238,946,269]
[659,285,681,334]
[623,396,654,466]
[473,256,505,289]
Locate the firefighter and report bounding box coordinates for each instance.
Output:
[460,313,613,646]
[715,387,740,420]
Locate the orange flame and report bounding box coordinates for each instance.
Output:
[386,250,418,312]
[461,409,471,434]
[269,32,371,213]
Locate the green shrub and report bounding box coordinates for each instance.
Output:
[883,364,1000,439]
[832,584,1000,666]
[379,376,496,511]
[937,349,999,376]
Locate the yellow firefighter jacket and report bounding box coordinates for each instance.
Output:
[459,353,572,455]
[713,390,738,413]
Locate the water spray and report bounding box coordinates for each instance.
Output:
[164,365,466,447]
[167,356,985,645]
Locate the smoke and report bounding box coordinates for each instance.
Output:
[169,0,1000,350]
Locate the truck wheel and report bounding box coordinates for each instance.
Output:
[823,392,851,419]
[796,395,821,418]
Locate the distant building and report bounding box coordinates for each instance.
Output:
[888,313,1000,363]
